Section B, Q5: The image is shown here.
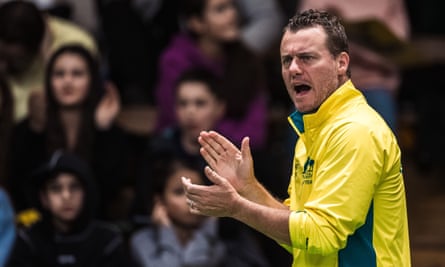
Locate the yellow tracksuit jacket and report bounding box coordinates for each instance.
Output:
[282,80,411,266]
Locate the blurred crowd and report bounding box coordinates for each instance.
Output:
[0,0,443,266]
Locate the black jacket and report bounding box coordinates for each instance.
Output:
[7,220,129,267]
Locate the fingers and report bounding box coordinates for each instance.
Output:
[198,131,243,166]
[199,131,237,155]
[240,137,252,161]
[207,131,239,152]
[103,81,121,106]
[182,177,203,214]
[198,137,219,167]
[204,166,224,185]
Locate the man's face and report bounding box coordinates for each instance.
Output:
[280,26,349,113]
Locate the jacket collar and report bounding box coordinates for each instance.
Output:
[288,80,362,136]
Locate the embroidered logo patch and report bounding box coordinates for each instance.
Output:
[302,157,314,184]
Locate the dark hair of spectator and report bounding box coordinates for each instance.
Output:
[44,45,103,162]
[151,153,203,198]
[0,1,45,55]
[174,68,225,101]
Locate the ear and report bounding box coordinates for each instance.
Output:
[187,16,206,34]
[336,52,350,76]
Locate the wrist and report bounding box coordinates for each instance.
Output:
[238,178,259,199]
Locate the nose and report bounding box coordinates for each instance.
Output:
[61,188,71,200]
[62,74,73,83]
[289,58,302,74]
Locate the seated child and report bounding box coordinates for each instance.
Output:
[130,154,226,267]
[6,151,130,267]
[132,68,226,221]
[131,153,269,267]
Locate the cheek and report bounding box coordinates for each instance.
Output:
[46,194,61,210]
[76,79,90,98]
[74,191,84,206]
[51,78,63,94]
[198,107,214,122]
[165,195,188,212]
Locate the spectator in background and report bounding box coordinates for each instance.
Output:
[154,0,268,150]
[96,0,283,106]
[131,153,268,267]
[97,0,180,105]
[235,0,285,55]
[0,0,97,122]
[0,76,13,183]
[0,76,15,266]
[132,68,270,266]
[297,0,410,132]
[8,45,127,221]
[132,68,226,222]
[0,187,15,266]
[6,151,130,267]
[131,154,226,267]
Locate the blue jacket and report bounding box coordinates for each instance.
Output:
[0,188,15,267]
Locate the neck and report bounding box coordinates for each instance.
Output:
[59,108,82,150]
[197,36,223,60]
[53,217,72,234]
[181,133,200,155]
[172,224,195,246]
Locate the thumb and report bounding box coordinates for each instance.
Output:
[240,137,252,161]
[204,166,226,185]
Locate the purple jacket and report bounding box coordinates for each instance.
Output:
[155,33,267,148]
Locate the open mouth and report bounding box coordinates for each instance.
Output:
[294,84,311,93]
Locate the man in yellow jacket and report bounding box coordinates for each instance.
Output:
[182,9,411,267]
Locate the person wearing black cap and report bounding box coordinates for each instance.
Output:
[6,150,131,267]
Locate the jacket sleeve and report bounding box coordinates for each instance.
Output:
[102,234,133,267]
[288,124,382,255]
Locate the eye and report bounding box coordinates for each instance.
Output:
[72,69,86,78]
[173,187,184,196]
[53,69,65,78]
[299,55,314,63]
[195,99,207,108]
[48,184,62,193]
[69,181,82,192]
[177,99,188,108]
[281,56,292,68]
